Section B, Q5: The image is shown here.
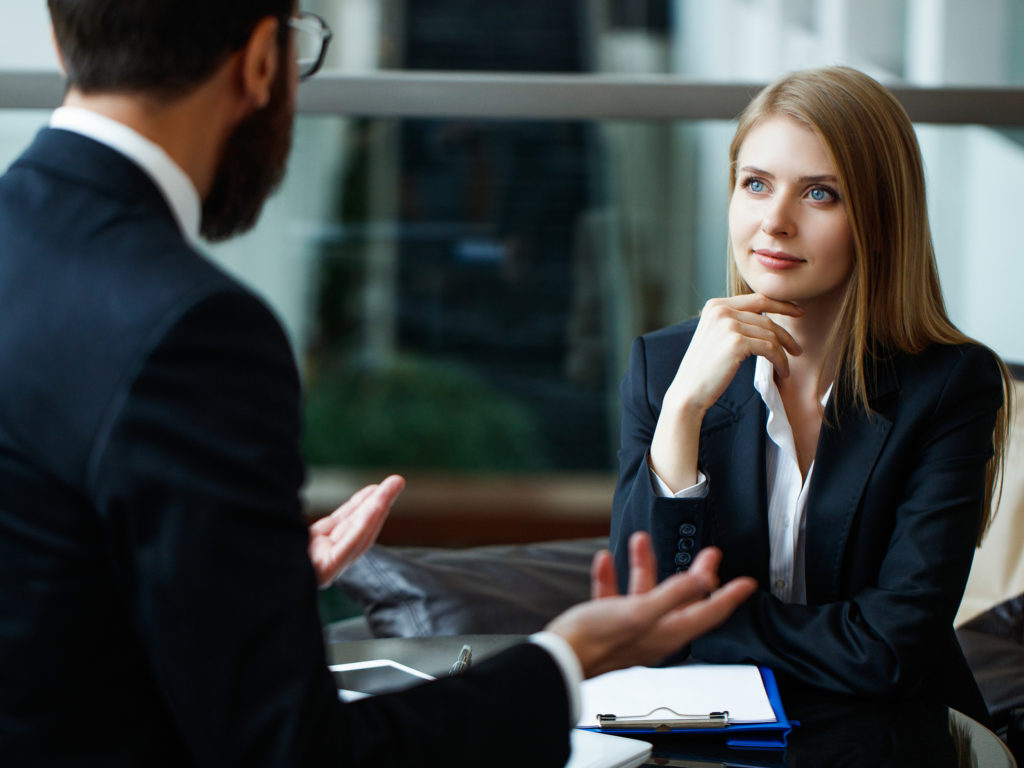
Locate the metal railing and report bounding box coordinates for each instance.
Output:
[4,70,1024,124]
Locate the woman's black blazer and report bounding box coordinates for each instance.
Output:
[610,318,1003,723]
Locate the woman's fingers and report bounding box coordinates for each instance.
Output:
[703,294,803,351]
[693,294,803,380]
[720,292,804,318]
[729,318,801,369]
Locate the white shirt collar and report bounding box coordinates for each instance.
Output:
[49,106,202,245]
[753,355,833,412]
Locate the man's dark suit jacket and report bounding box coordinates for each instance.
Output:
[610,318,1003,724]
[0,128,570,766]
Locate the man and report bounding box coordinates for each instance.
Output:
[0,2,756,765]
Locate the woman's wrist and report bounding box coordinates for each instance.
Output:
[662,387,708,432]
[649,401,705,492]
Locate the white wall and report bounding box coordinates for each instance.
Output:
[0,2,60,71]
[924,125,1024,361]
[0,4,58,174]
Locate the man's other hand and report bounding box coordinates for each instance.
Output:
[307,474,405,587]
[545,532,756,678]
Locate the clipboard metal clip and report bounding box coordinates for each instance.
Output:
[596,707,729,732]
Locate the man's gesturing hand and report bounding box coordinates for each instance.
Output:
[307,474,405,587]
[545,532,756,679]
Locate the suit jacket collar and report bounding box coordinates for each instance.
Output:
[699,357,772,587]
[804,354,900,602]
[13,128,180,234]
[699,354,902,595]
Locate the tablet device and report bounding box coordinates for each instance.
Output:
[330,659,435,699]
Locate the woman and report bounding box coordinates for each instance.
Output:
[609,66,1012,722]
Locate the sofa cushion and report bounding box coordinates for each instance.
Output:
[334,538,602,637]
[958,627,1024,736]
[961,593,1024,644]
[958,593,1024,736]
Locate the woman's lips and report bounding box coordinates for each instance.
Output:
[754,249,805,270]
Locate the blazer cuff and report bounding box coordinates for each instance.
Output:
[529,631,582,726]
[647,453,708,498]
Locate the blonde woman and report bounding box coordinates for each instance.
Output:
[609,66,1012,723]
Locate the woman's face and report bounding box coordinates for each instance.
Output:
[729,116,854,314]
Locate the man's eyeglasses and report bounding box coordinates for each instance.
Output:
[288,12,333,80]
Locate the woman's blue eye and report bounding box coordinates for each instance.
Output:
[746,179,766,193]
[809,187,835,202]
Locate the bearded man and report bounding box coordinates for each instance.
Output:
[0,2,754,765]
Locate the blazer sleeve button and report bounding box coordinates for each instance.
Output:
[677,537,695,551]
[678,523,697,537]
[674,552,692,567]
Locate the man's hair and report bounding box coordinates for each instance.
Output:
[48,0,293,96]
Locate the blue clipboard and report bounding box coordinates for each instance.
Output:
[716,667,794,749]
[582,667,795,750]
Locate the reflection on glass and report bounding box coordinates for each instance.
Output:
[302,118,612,472]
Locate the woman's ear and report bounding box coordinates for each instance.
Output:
[239,16,281,109]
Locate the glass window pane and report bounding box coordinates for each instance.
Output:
[209,114,1024,477]
[4,108,1022,477]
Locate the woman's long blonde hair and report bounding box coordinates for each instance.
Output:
[726,66,1012,543]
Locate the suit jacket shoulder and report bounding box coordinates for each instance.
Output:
[1,128,285,489]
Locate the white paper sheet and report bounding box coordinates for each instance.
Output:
[577,664,776,728]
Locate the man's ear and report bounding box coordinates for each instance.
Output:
[239,16,282,109]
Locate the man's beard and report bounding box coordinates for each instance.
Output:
[200,63,294,242]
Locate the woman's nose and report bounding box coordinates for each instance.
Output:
[761,197,796,237]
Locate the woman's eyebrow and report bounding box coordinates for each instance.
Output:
[738,165,838,184]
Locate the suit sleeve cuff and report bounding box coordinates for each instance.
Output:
[529,631,582,726]
[648,458,708,499]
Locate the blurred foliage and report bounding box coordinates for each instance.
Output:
[303,355,547,471]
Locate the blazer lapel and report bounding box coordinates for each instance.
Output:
[699,357,772,587]
[804,359,900,602]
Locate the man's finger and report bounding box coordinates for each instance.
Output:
[591,550,617,599]
[375,474,406,505]
[322,476,405,542]
[316,503,392,585]
[623,561,721,629]
[309,483,379,535]
[686,546,722,581]
[659,577,758,640]
[328,486,389,543]
[627,531,656,595]
[327,475,404,548]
